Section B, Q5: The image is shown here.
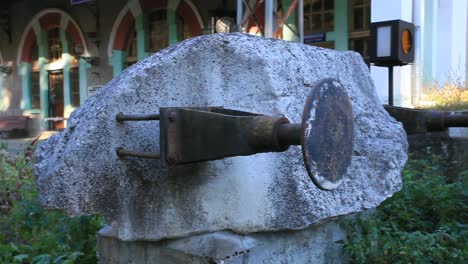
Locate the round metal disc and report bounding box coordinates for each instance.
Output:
[301,79,354,190]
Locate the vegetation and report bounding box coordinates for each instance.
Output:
[416,82,468,110]
[1,143,467,263]
[341,152,467,263]
[0,145,104,264]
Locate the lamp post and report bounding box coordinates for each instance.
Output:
[370,20,415,106]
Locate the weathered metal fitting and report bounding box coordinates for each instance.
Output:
[116,112,160,122]
[244,116,291,152]
[168,112,177,122]
[116,147,161,159]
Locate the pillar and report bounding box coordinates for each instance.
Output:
[328,0,348,51]
[20,62,32,110]
[60,29,73,116]
[135,14,148,60]
[167,8,178,45]
[111,50,126,77]
[79,58,90,105]
[38,30,49,117]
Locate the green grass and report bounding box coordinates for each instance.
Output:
[340,152,467,263]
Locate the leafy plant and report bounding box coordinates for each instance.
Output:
[416,82,468,110]
[0,148,105,264]
[340,153,467,263]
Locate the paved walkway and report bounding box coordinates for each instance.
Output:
[0,131,57,155]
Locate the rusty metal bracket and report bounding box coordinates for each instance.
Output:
[159,107,293,167]
[115,79,354,191]
[384,105,468,134]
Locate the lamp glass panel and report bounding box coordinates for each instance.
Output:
[377,26,391,57]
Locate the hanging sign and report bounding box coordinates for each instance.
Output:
[304,33,326,44]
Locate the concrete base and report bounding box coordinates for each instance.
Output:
[97,220,348,264]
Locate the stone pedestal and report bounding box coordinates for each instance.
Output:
[97,220,347,264]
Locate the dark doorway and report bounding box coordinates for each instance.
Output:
[48,70,65,130]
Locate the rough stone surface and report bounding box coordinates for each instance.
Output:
[97,219,347,264]
[34,33,407,241]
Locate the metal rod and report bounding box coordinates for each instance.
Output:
[265,0,274,37]
[116,113,160,122]
[116,147,161,159]
[274,0,299,37]
[277,123,302,146]
[299,0,304,43]
[446,114,468,127]
[237,0,243,31]
[388,66,394,106]
[242,0,264,36]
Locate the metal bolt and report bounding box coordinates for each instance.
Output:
[169,112,177,122]
[167,154,177,164]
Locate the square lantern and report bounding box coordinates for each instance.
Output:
[370,19,415,66]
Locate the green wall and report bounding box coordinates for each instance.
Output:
[326,0,349,51]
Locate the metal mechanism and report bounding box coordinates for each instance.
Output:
[116,79,354,191]
[384,105,468,134]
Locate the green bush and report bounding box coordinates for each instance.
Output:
[0,149,105,264]
[340,153,467,263]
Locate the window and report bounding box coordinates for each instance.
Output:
[148,10,168,53]
[147,10,191,54]
[71,68,80,107]
[177,15,191,40]
[125,31,137,68]
[31,71,40,109]
[48,28,62,61]
[350,0,370,32]
[304,0,334,34]
[349,0,371,64]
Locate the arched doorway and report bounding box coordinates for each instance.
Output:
[108,0,204,76]
[17,9,89,130]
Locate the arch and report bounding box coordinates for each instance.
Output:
[113,11,136,51]
[17,8,88,65]
[108,0,204,58]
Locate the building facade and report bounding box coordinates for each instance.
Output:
[0,0,466,131]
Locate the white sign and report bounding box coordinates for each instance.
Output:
[88,85,102,97]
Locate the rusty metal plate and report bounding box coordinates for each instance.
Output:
[301,79,354,190]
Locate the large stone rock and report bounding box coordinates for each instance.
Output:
[34,33,407,241]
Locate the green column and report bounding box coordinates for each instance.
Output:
[110,50,126,77]
[326,0,348,50]
[60,29,73,115]
[136,14,148,60]
[20,62,32,110]
[79,58,90,105]
[282,0,299,42]
[38,30,49,117]
[167,8,178,45]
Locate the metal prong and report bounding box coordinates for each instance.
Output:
[116,112,160,122]
[116,147,161,159]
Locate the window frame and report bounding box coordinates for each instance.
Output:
[348,0,371,64]
[303,0,335,34]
